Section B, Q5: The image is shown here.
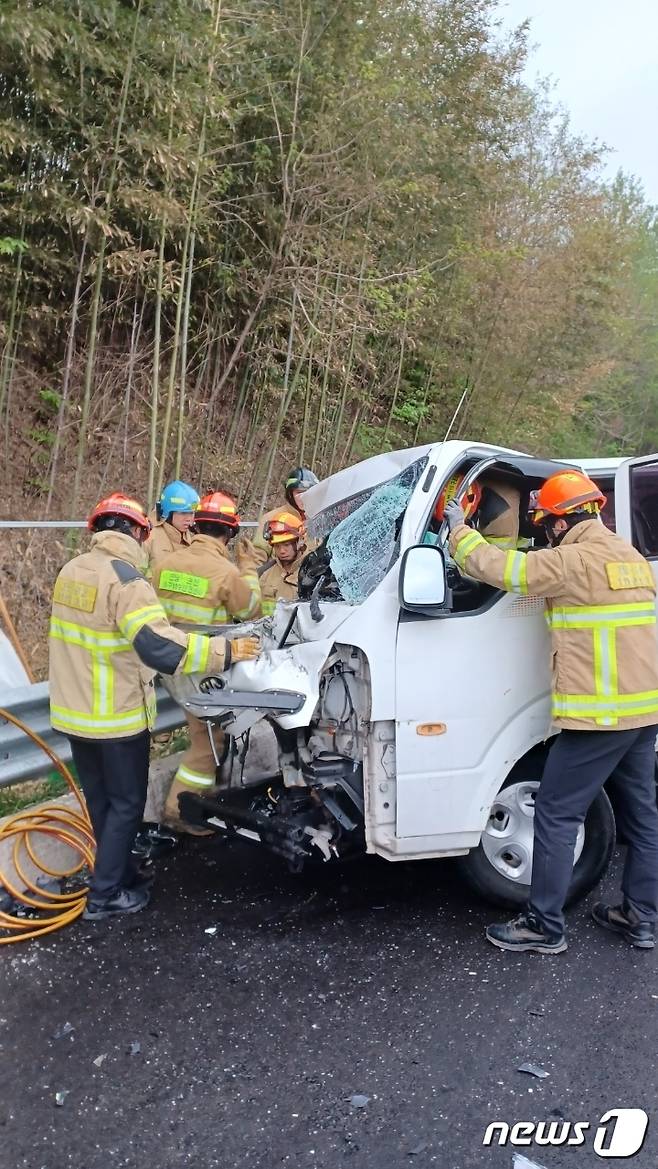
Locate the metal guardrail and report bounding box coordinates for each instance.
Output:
[0,520,258,529]
[0,682,185,789]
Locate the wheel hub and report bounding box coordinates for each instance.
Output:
[481,780,585,884]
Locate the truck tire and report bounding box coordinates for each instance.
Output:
[457,775,615,911]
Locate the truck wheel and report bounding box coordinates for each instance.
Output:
[457,776,615,911]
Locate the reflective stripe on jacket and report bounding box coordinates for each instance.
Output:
[155,534,261,626]
[49,531,228,740]
[260,554,303,616]
[449,518,658,731]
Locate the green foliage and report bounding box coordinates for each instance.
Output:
[0,237,28,256]
[0,0,656,516]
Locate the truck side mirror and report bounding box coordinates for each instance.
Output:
[399,544,452,615]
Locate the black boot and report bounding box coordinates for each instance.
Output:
[83,887,150,921]
[591,902,655,949]
[486,910,567,954]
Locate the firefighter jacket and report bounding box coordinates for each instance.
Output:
[145,519,191,578]
[478,480,530,550]
[260,554,304,615]
[449,518,658,731]
[49,531,228,740]
[155,534,261,625]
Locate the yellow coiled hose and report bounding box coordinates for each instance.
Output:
[0,709,94,944]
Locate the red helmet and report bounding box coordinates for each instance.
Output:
[530,471,606,526]
[87,493,151,532]
[264,509,304,545]
[433,473,482,523]
[195,491,240,530]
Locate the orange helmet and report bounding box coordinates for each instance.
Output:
[530,471,606,526]
[195,491,240,530]
[433,473,482,523]
[264,509,304,545]
[87,492,151,532]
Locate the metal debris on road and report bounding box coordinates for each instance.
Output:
[516,1063,549,1079]
[204,926,218,935]
[349,1094,370,1108]
[129,1041,141,1055]
[513,1155,548,1169]
[53,1022,74,1040]
[92,1054,107,1068]
[408,1141,429,1156]
[54,1091,69,1107]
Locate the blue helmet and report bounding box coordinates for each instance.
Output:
[157,480,200,521]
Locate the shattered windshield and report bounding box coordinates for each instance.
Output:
[306,457,428,605]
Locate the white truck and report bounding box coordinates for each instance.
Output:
[170,441,658,908]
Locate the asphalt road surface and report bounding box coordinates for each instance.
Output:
[1,840,657,1169]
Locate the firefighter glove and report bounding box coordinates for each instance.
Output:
[444,498,466,532]
[231,635,260,663]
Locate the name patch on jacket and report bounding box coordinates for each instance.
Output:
[158,570,209,598]
[606,562,655,590]
[53,578,98,612]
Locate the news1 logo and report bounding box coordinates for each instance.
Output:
[483,1108,649,1158]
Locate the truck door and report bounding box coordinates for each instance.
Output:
[392,472,552,854]
[613,454,658,588]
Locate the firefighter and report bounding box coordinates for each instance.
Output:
[260,510,306,614]
[252,466,319,567]
[49,493,260,920]
[445,469,658,954]
[427,473,527,550]
[146,479,200,576]
[155,491,262,832]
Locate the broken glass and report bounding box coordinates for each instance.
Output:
[310,458,427,605]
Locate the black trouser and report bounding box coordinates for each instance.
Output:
[69,731,150,901]
[530,725,658,937]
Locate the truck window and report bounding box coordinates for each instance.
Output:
[305,456,429,604]
[592,477,616,531]
[630,464,658,559]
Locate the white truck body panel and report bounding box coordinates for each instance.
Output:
[190,442,658,864]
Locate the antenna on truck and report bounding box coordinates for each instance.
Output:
[442,385,470,444]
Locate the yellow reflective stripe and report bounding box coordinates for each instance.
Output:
[183,633,211,675]
[51,705,147,734]
[593,627,618,727]
[262,598,277,616]
[553,690,658,719]
[49,617,130,652]
[453,530,483,570]
[119,604,167,641]
[548,603,656,629]
[175,764,215,788]
[91,654,114,719]
[232,573,261,620]
[503,550,528,595]
[484,536,531,550]
[161,598,227,624]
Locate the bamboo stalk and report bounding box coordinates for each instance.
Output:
[147,225,166,505]
[175,228,196,477]
[72,0,144,514]
[311,228,346,470]
[257,289,298,514]
[382,279,412,447]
